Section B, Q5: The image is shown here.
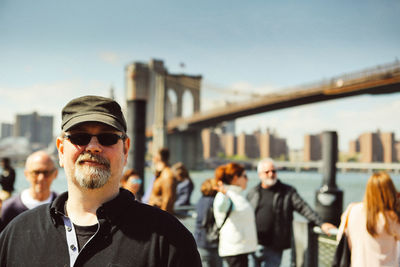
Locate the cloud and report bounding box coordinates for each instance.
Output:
[98,51,120,65]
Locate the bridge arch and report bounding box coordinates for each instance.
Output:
[166,88,177,121]
[165,74,201,120]
[182,88,194,118]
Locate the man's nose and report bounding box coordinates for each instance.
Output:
[85,136,102,153]
[36,173,47,182]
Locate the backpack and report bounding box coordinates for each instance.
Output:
[201,199,233,245]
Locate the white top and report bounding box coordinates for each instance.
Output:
[339,202,400,267]
[20,189,53,210]
[213,184,258,257]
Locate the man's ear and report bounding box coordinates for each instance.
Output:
[56,137,65,167]
[52,168,59,180]
[24,169,30,182]
[123,137,131,165]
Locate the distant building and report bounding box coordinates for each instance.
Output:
[380,132,396,163]
[201,127,287,160]
[304,134,322,161]
[201,129,222,159]
[220,133,236,157]
[359,132,383,162]
[14,112,53,149]
[351,130,397,163]
[348,139,360,156]
[396,142,400,163]
[1,123,13,139]
[237,133,259,158]
[257,129,288,159]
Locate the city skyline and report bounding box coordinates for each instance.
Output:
[2,111,398,156]
[1,1,399,151]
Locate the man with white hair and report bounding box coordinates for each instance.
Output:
[247,158,335,267]
[0,150,58,231]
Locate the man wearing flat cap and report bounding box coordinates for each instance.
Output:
[0,95,201,267]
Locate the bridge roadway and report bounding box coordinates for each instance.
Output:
[162,60,400,134]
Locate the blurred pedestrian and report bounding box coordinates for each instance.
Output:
[247,158,336,267]
[195,178,223,267]
[121,168,142,201]
[0,158,15,201]
[214,162,257,267]
[172,162,194,208]
[0,151,58,232]
[148,147,177,214]
[337,171,400,266]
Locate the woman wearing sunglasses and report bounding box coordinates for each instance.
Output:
[121,168,142,201]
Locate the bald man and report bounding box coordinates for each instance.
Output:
[0,151,58,231]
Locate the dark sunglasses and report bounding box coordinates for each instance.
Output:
[65,133,126,146]
[129,179,142,185]
[265,170,277,174]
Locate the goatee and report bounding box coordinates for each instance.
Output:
[74,153,111,189]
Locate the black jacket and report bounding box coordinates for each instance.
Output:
[247,180,323,250]
[0,189,201,267]
[194,195,217,249]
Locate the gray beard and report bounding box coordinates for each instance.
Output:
[262,177,277,187]
[74,153,111,189]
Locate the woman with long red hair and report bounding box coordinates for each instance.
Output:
[337,171,400,266]
[213,163,257,267]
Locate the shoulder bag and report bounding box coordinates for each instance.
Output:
[202,199,233,245]
[332,205,353,267]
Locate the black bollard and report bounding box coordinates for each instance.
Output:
[315,131,343,226]
[126,99,146,197]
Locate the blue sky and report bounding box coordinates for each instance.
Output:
[0,0,399,151]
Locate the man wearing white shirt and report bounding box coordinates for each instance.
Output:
[0,150,58,231]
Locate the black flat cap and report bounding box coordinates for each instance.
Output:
[61,95,127,133]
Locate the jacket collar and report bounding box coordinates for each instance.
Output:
[225,184,243,193]
[49,188,135,226]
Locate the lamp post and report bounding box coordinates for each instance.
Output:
[315,131,343,226]
[125,63,147,197]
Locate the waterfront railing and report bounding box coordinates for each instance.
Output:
[177,206,340,267]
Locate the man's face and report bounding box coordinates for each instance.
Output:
[25,157,57,194]
[56,122,130,190]
[258,161,277,187]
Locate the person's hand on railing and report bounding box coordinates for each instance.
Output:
[313,225,338,236]
[321,222,337,236]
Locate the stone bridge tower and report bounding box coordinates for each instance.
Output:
[125,59,202,169]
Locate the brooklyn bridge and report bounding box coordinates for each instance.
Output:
[124,59,400,169]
